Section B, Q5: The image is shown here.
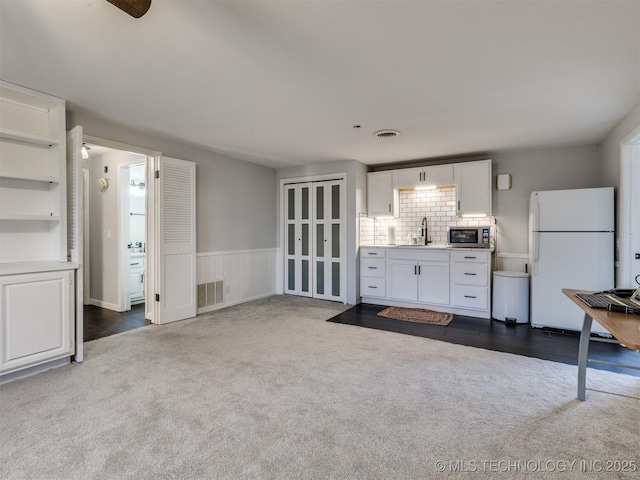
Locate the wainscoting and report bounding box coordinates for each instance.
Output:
[196,248,277,314]
[495,253,529,273]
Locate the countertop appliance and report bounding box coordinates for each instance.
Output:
[529,187,614,334]
[447,226,491,248]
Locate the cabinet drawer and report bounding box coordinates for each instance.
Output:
[452,263,488,286]
[129,257,145,268]
[361,258,386,277]
[361,247,386,258]
[453,251,490,263]
[452,286,488,310]
[388,248,449,262]
[360,276,386,297]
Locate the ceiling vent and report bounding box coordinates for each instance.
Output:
[373,129,401,139]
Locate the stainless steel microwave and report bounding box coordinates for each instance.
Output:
[447,226,491,248]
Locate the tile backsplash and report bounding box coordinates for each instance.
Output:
[360,186,492,246]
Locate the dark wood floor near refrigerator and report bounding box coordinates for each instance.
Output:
[329,303,640,377]
[83,304,150,342]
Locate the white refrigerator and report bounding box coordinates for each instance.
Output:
[529,187,614,334]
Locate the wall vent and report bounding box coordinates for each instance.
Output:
[197,280,224,309]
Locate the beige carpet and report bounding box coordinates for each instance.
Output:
[1,295,639,479]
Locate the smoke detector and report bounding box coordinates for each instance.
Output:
[373,129,401,139]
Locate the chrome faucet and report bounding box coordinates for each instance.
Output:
[421,217,431,245]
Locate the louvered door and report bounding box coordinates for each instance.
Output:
[156,156,196,324]
[66,126,83,361]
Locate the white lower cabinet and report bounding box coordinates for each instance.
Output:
[360,246,491,318]
[451,251,491,312]
[129,255,145,304]
[0,269,74,374]
[388,250,450,305]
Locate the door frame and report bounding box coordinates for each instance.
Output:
[619,125,640,288]
[278,173,347,302]
[83,134,161,322]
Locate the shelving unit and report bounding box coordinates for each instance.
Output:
[0,81,77,379]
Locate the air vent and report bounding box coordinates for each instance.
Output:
[373,129,401,139]
[197,280,224,309]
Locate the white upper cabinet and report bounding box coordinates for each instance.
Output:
[0,81,67,264]
[367,171,399,217]
[393,165,453,189]
[454,160,492,216]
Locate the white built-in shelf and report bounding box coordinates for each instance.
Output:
[0,173,60,183]
[0,214,60,221]
[0,127,59,147]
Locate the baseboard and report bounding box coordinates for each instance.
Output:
[197,291,276,315]
[88,299,123,312]
[0,357,70,385]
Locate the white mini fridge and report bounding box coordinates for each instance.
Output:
[529,187,614,334]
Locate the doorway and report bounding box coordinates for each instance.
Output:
[81,136,158,339]
[620,126,640,288]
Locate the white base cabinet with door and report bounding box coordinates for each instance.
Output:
[387,249,450,305]
[0,265,75,377]
[360,246,492,318]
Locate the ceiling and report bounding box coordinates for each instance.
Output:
[1,1,638,169]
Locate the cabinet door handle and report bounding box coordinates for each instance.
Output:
[464,295,477,299]
[464,272,477,276]
[458,200,461,210]
[368,266,378,269]
[388,203,391,212]
[414,265,417,275]
[464,256,477,259]
[368,285,378,289]
[368,252,378,256]
[418,265,421,275]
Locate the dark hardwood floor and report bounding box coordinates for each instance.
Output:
[328,303,640,377]
[83,304,150,341]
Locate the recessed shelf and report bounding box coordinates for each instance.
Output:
[0,214,60,221]
[0,173,60,183]
[0,128,59,147]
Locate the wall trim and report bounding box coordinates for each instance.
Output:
[197,247,276,257]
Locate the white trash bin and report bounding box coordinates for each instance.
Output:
[492,271,529,324]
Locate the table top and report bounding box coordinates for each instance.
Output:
[563,289,640,351]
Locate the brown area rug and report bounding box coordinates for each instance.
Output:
[377,306,454,326]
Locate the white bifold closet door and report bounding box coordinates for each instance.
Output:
[284,179,345,302]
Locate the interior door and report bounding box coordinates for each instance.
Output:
[284,183,312,297]
[313,179,345,301]
[66,126,83,362]
[156,156,196,324]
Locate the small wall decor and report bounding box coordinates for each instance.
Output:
[97,178,109,191]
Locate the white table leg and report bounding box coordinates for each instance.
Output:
[577,313,592,401]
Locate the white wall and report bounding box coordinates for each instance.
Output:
[599,101,640,282]
[491,145,601,254]
[89,150,142,309]
[67,107,278,253]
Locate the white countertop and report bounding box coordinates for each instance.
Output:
[0,261,79,276]
[361,244,494,252]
